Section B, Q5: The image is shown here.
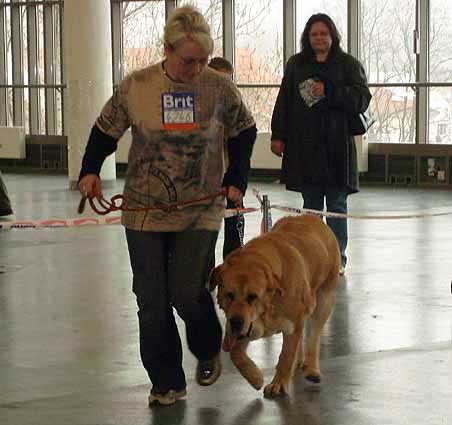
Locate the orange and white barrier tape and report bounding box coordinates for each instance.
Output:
[0,206,260,230]
[0,216,122,230]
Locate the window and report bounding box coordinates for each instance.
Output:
[235,0,283,132]
[428,1,452,144]
[121,1,166,77]
[0,0,449,148]
[361,0,416,143]
[0,0,63,135]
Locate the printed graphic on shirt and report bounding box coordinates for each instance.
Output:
[298,78,325,107]
[124,157,178,209]
[161,92,197,130]
[124,133,210,207]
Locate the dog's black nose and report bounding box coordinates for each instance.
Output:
[230,316,244,336]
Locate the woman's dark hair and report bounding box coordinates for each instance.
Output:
[299,13,342,64]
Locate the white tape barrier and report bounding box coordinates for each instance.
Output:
[272,205,452,220]
[224,207,260,218]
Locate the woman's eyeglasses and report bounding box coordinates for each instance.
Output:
[174,52,209,68]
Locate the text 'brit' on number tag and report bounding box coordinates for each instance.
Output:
[161,92,197,130]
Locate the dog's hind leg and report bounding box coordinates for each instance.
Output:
[230,340,264,390]
[302,286,337,383]
[296,331,304,369]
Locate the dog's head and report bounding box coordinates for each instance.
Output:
[209,249,283,351]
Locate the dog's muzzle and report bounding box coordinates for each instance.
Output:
[230,316,244,336]
[223,318,253,352]
[230,316,253,339]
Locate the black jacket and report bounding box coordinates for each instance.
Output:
[271,50,371,194]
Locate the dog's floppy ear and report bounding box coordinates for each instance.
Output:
[208,264,224,291]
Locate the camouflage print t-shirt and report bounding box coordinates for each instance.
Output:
[96,63,255,232]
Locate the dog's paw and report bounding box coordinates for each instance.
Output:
[263,381,289,398]
[302,365,321,383]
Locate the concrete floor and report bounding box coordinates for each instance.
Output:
[1,173,451,425]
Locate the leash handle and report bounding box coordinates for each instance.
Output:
[77,196,88,214]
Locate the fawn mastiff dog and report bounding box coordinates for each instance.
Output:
[209,215,341,397]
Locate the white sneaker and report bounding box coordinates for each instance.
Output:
[339,265,345,276]
[148,388,187,406]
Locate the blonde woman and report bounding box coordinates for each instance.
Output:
[78,6,256,406]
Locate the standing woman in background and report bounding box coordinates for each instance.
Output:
[270,13,371,275]
[78,5,256,406]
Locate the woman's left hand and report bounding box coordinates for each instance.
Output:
[224,186,243,206]
[311,81,325,97]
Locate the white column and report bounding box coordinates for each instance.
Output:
[64,0,116,190]
[222,0,235,67]
[283,0,297,63]
[348,0,360,57]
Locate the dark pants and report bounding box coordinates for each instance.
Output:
[302,189,348,267]
[125,229,222,393]
[223,198,244,259]
[0,171,13,216]
[207,199,245,271]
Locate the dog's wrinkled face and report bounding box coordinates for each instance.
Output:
[209,257,281,351]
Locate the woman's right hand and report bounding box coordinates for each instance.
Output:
[78,174,103,200]
[271,139,285,157]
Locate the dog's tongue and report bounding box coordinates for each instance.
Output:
[222,333,237,352]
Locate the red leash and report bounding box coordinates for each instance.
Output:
[78,189,227,216]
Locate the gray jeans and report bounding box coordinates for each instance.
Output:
[125,228,222,392]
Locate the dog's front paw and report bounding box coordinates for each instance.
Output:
[263,380,289,398]
[230,348,264,390]
[302,364,321,383]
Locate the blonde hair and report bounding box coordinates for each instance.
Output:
[164,5,214,55]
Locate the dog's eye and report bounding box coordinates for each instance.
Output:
[226,292,234,301]
[247,293,257,304]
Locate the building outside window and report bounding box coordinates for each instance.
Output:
[0,0,63,135]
